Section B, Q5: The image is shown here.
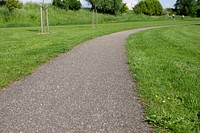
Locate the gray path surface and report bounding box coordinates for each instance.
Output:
[0,27,158,132]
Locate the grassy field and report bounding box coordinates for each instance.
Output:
[0,3,199,28]
[126,24,200,132]
[1,21,199,89]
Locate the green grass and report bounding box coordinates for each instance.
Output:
[126,24,200,132]
[1,21,199,89]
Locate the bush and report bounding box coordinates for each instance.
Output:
[52,0,81,11]
[175,0,197,17]
[0,0,6,6]
[86,0,123,15]
[120,3,129,13]
[52,0,69,11]
[0,6,10,15]
[0,7,10,22]
[68,0,81,10]
[134,0,163,16]
[197,0,200,17]
[6,0,22,11]
[133,1,148,14]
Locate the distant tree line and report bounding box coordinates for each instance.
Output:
[133,0,200,17]
[52,0,128,14]
[175,0,200,17]
[1,0,200,17]
[0,0,82,12]
[0,0,128,15]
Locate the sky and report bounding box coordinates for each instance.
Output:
[21,0,177,9]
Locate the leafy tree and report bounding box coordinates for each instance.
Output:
[120,3,129,13]
[197,0,200,17]
[134,0,163,16]
[174,0,197,17]
[5,0,22,11]
[68,0,81,10]
[52,0,81,11]
[0,0,6,6]
[134,1,147,14]
[52,0,69,11]
[86,0,123,14]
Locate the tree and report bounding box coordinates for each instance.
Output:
[5,0,22,11]
[175,0,197,17]
[68,0,81,10]
[134,1,147,14]
[120,3,129,13]
[134,0,163,16]
[0,0,6,6]
[52,0,67,10]
[52,0,81,11]
[86,0,123,14]
[197,0,200,17]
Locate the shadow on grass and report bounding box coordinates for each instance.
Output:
[27,29,40,32]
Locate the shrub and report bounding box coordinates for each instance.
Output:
[86,0,123,15]
[52,0,81,11]
[0,0,6,6]
[6,0,22,11]
[0,6,10,15]
[0,6,10,22]
[134,0,163,16]
[68,0,81,10]
[134,1,148,14]
[120,3,129,13]
[52,0,69,11]
[197,0,200,17]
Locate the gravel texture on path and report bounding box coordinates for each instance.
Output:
[0,27,159,132]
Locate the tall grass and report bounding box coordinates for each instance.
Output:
[1,2,199,28]
[126,24,200,132]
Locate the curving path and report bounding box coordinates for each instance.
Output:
[0,27,161,132]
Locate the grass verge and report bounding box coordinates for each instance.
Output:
[126,24,200,132]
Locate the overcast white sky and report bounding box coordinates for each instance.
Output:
[21,0,176,9]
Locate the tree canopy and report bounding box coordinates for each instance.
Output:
[174,0,197,17]
[86,0,123,15]
[0,0,22,11]
[6,0,22,11]
[197,0,200,17]
[120,3,129,13]
[133,0,163,16]
[0,0,6,6]
[52,0,81,11]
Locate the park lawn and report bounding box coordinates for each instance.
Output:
[1,20,198,89]
[126,24,200,132]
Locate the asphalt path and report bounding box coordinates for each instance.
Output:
[0,27,160,132]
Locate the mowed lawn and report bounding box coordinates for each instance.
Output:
[126,24,200,132]
[0,20,197,89]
